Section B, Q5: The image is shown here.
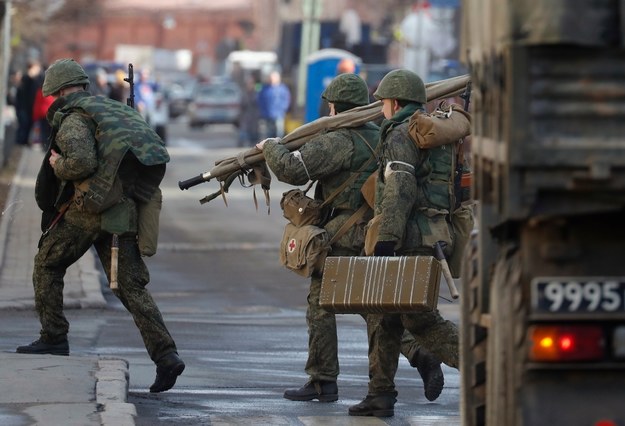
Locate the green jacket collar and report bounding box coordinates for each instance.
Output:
[380,102,423,138]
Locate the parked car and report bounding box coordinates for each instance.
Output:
[187,82,242,129]
[165,81,194,118]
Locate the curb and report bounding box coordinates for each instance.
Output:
[96,358,136,426]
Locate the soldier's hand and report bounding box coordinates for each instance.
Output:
[255,137,281,151]
[49,149,61,168]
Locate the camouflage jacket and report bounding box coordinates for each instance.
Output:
[36,91,169,231]
[264,122,379,252]
[375,104,453,255]
[41,92,168,208]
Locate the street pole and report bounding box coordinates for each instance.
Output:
[296,0,312,108]
[296,0,322,109]
[0,0,12,167]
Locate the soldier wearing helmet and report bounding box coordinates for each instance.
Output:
[256,73,442,406]
[41,58,91,97]
[17,58,185,394]
[349,69,459,418]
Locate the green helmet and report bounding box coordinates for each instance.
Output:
[321,73,369,107]
[373,69,426,103]
[42,58,90,96]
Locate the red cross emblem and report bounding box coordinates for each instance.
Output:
[288,238,297,253]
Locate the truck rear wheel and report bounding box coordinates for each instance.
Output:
[485,244,525,426]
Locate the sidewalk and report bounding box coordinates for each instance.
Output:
[0,146,135,425]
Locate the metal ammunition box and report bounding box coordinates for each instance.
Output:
[319,256,441,313]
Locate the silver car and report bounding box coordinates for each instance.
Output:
[188,82,242,129]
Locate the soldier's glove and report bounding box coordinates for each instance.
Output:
[256,137,281,151]
[374,241,395,257]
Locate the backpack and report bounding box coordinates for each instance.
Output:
[408,101,474,277]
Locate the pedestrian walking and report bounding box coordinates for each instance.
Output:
[238,74,261,147]
[257,70,290,139]
[15,58,185,394]
[15,57,44,146]
[31,84,54,150]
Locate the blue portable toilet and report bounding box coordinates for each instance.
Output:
[305,48,361,123]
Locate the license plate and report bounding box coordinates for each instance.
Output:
[532,277,625,314]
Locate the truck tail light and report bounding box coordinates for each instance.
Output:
[528,325,605,361]
[594,420,617,426]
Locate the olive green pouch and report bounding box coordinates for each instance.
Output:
[137,188,162,257]
[417,208,452,249]
[448,204,475,277]
[101,199,137,235]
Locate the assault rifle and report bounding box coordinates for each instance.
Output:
[460,80,471,113]
[110,62,136,291]
[454,80,472,210]
[124,63,135,109]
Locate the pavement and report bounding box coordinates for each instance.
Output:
[0,146,136,426]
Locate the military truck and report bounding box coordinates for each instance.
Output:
[460,1,625,425]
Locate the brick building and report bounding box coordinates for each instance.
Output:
[43,0,394,78]
[44,0,281,77]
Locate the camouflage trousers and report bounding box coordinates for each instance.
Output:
[33,218,177,363]
[365,311,459,395]
[304,252,430,383]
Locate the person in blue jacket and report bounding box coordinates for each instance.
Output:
[257,70,291,139]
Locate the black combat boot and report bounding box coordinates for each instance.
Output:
[150,352,185,393]
[410,348,444,401]
[348,394,396,417]
[16,338,69,356]
[283,380,338,402]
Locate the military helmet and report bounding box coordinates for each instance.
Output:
[42,58,90,97]
[322,73,370,107]
[373,69,426,103]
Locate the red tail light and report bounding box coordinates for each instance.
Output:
[528,325,605,361]
[594,420,617,426]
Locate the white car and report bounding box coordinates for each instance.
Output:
[187,82,242,129]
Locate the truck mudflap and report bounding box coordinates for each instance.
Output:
[522,371,625,426]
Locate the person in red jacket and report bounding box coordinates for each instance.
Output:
[32,87,55,150]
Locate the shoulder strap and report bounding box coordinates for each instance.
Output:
[328,203,369,246]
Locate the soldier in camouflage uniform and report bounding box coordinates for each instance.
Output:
[257,73,444,403]
[349,69,459,417]
[16,59,185,393]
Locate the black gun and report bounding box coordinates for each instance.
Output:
[454,81,472,209]
[460,80,471,113]
[124,63,135,109]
